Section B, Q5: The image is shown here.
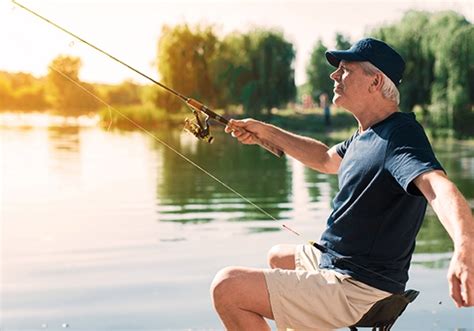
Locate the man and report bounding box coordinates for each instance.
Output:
[211,38,473,330]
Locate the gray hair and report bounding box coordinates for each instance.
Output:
[358,61,400,105]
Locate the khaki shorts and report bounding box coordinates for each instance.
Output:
[263,244,391,331]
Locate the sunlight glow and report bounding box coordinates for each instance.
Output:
[1,0,472,85]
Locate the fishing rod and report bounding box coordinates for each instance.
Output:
[11,0,284,157]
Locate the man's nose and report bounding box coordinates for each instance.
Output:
[330,68,340,81]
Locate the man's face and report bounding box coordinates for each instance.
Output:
[330,61,373,109]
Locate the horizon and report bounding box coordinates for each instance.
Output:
[2,0,472,86]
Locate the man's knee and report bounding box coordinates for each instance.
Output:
[210,266,242,310]
[267,244,296,269]
[211,266,274,321]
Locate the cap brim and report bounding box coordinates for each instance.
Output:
[325,50,367,67]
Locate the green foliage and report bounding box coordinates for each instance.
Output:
[445,24,474,136]
[156,24,219,111]
[213,29,296,118]
[371,10,473,136]
[335,33,351,50]
[47,55,100,114]
[156,25,296,118]
[306,39,334,100]
[255,30,296,116]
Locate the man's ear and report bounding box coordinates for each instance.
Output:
[369,72,384,92]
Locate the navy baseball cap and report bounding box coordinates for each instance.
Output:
[325,38,405,86]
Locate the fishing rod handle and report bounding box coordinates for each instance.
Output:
[186,98,284,158]
[257,138,284,157]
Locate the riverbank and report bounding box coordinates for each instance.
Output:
[95,105,359,141]
[96,105,474,142]
[1,108,472,143]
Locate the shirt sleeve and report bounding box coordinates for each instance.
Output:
[335,131,359,158]
[385,123,445,196]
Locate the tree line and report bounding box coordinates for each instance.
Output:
[0,26,296,119]
[0,10,472,135]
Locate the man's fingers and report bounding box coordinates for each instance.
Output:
[227,126,253,141]
[461,273,473,306]
[226,118,261,145]
[228,119,246,128]
[240,134,255,145]
[226,119,247,134]
[230,129,246,138]
[233,130,254,144]
[449,274,463,308]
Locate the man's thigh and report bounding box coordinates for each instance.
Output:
[212,266,274,319]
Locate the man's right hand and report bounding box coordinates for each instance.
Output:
[225,118,267,145]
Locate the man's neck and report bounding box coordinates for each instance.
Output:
[352,102,399,133]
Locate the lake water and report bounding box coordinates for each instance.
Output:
[1,116,473,330]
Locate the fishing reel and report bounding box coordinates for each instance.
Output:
[183,111,214,143]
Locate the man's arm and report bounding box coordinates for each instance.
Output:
[414,170,474,307]
[225,118,342,174]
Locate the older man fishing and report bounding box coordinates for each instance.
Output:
[213,38,474,330]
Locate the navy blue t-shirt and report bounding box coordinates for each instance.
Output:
[319,112,444,293]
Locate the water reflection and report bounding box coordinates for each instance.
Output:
[155,130,292,223]
[433,139,474,199]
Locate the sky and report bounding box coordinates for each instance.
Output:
[1,0,472,85]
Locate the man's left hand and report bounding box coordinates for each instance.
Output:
[447,241,474,307]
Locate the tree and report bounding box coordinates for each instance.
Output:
[426,11,471,132]
[335,32,351,50]
[46,55,100,113]
[371,10,473,135]
[156,24,219,112]
[212,29,296,117]
[155,25,296,117]
[256,30,296,115]
[447,25,474,135]
[306,39,333,101]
